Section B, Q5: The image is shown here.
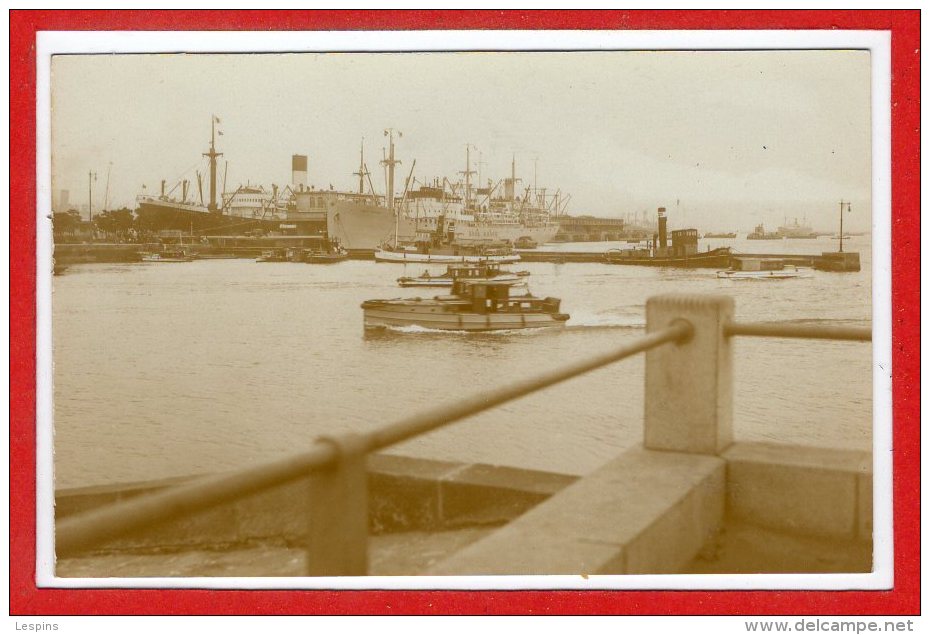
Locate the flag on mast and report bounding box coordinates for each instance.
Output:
[213,115,221,123]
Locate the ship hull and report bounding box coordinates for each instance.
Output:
[454,222,560,246]
[362,305,568,331]
[605,248,732,269]
[397,274,525,288]
[328,199,560,250]
[136,199,283,236]
[716,269,811,280]
[375,249,520,264]
[327,200,416,250]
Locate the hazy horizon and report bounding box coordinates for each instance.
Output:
[51,50,872,233]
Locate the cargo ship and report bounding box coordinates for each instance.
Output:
[327,134,564,250]
[135,116,295,236]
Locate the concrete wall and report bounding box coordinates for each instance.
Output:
[723,442,872,540]
[427,442,872,575]
[56,453,577,555]
[57,442,873,574]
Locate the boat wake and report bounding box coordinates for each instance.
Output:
[564,311,645,330]
[366,324,564,337]
[385,324,457,335]
[365,312,646,336]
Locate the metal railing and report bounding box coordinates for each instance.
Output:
[724,321,871,341]
[55,294,871,574]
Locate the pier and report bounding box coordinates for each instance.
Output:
[54,242,862,271]
[55,294,872,576]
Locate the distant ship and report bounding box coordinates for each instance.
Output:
[747,223,781,240]
[135,117,293,236]
[326,133,564,250]
[776,217,816,239]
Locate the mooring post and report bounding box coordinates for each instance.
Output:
[644,294,734,454]
[305,433,370,576]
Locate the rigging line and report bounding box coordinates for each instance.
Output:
[167,159,207,187]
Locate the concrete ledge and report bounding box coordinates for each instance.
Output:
[55,454,577,554]
[723,442,872,540]
[428,447,725,575]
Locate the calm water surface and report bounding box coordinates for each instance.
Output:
[52,237,874,488]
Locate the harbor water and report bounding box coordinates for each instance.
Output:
[52,236,874,489]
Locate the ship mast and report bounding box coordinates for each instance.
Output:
[353,138,369,195]
[511,155,516,204]
[459,144,476,210]
[381,129,401,214]
[203,115,223,213]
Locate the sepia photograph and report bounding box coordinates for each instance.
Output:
[36,27,891,593]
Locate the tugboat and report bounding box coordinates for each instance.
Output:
[605,207,731,268]
[397,262,529,288]
[361,279,569,331]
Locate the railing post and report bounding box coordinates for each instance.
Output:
[305,433,369,576]
[644,294,734,454]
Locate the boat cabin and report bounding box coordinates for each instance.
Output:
[731,257,786,272]
[451,280,561,315]
[447,262,504,279]
[669,229,699,257]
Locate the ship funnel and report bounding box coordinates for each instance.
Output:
[658,207,668,249]
[504,178,516,201]
[292,154,308,189]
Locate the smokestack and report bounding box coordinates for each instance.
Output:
[658,207,667,249]
[503,178,515,201]
[292,154,308,189]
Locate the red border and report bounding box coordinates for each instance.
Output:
[10,10,920,615]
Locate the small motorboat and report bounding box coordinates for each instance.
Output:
[513,235,539,249]
[362,279,569,331]
[717,257,812,280]
[397,262,529,288]
[304,246,349,264]
[141,250,194,263]
[256,249,287,263]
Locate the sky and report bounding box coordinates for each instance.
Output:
[51,50,872,232]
